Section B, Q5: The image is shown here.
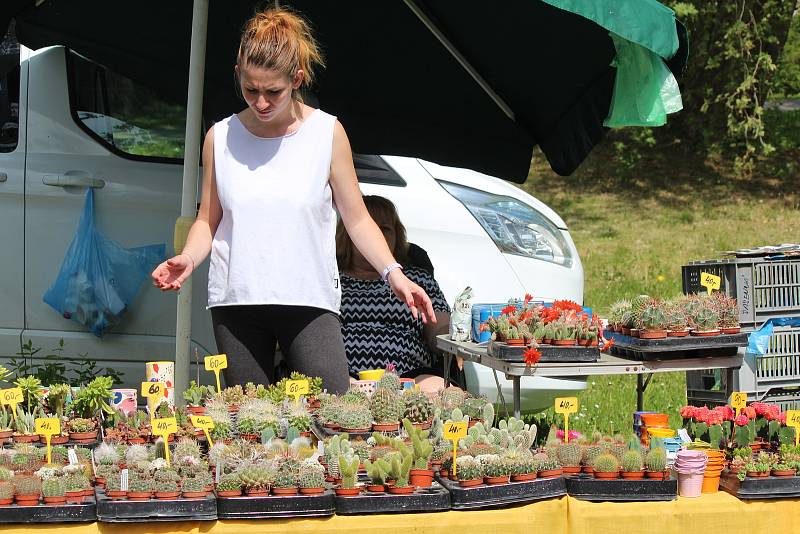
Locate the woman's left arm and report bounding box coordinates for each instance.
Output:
[329,121,436,324]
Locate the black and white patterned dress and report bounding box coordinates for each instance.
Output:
[340,266,451,376]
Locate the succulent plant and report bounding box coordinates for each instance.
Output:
[181,477,205,493]
[298,463,325,488]
[403,389,434,424]
[94,442,120,466]
[664,300,689,331]
[581,444,602,467]
[173,438,202,462]
[376,369,402,391]
[370,387,404,424]
[592,453,619,473]
[389,450,413,488]
[607,299,631,327]
[635,300,667,330]
[154,468,181,483]
[338,455,360,489]
[126,444,150,466]
[0,467,11,481]
[339,406,373,430]
[556,442,582,467]
[237,463,273,491]
[691,304,719,331]
[287,404,312,433]
[217,472,243,492]
[155,480,179,493]
[128,477,154,493]
[621,450,643,472]
[41,477,65,498]
[105,474,122,492]
[479,454,511,477]
[182,380,214,406]
[0,480,14,500]
[455,455,481,481]
[63,473,89,492]
[645,448,667,472]
[364,458,389,485]
[13,475,42,496]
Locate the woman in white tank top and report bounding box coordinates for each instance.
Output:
[150,7,436,393]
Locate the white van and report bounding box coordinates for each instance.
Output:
[0,36,586,411]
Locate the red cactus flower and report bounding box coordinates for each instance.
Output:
[693,406,710,422]
[524,293,534,305]
[680,406,695,418]
[743,405,757,419]
[734,414,749,426]
[523,347,541,366]
[751,402,769,416]
[599,337,615,353]
[501,305,517,316]
[777,412,787,425]
[716,405,735,421]
[706,411,723,426]
[765,405,781,421]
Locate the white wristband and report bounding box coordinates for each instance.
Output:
[381,262,403,283]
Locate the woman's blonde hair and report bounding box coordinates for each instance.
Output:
[237,7,324,95]
[336,196,409,271]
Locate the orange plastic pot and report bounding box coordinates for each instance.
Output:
[640,413,669,427]
[701,476,721,493]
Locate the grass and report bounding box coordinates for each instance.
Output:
[518,111,800,435]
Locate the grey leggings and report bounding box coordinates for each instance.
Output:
[210,305,351,394]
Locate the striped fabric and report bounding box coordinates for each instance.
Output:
[340,266,450,376]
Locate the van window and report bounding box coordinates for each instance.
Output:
[0,22,20,153]
[67,50,186,161]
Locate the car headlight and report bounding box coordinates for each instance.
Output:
[438,181,573,268]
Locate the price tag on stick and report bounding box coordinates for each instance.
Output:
[786,410,800,447]
[190,415,215,448]
[204,354,227,394]
[151,417,177,464]
[0,388,23,422]
[555,397,578,443]
[444,421,467,478]
[730,391,747,418]
[141,382,165,413]
[285,379,309,403]
[35,418,60,465]
[700,272,721,296]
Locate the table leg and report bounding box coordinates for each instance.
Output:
[724,367,734,399]
[637,374,644,412]
[512,376,521,419]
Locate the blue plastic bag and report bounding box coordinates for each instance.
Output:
[43,189,166,337]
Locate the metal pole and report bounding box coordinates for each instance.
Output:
[512,376,521,419]
[174,0,209,406]
[637,374,644,412]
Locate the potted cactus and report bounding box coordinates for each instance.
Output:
[271,465,299,496]
[364,458,389,492]
[0,480,14,505]
[621,450,644,479]
[64,473,89,503]
[536,457,563,478]
[181,477,207,499]
[12,407,39,444]
[690,301,720,336]
[370,387,403,432]
[635,300,668,339]
[298,462,326,495]
[126,477,154,501]
[713,294,741,334]
[480,455,511,485]
[404,419,434,487]
[216,473,243,497]
[182,381,213,415]
[665,300,690,337]
[556,442,582,474]
[339,406,373,434]
[403,390,434,428]
[645,448,668,480]
[13,475,41,506]
[386,451,414,494]
[67,418,98,444]
[550,318,578,346]
[105,474,127,500]
[238,463,272,496]
[456,456,483,487]
[510,456,538,482]
[592,453,620,479]
[335,455,361,496]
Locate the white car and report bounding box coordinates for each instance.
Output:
[0,42,585,412]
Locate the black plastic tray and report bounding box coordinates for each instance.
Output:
[94,488,217,522]
[565,474,677,501]
[436,475,566,510]
[606,331,748,361]
[719,473,800,499]
[0,499,96,523]
[488,342,599,363]
[334,484,450,515]
[216,491,335,519]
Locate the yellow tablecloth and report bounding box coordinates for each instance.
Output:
[0,493,796,534]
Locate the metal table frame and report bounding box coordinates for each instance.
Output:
[436,335,743,418]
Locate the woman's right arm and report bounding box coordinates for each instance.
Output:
[151,127,222,291]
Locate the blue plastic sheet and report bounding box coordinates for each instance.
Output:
[747,317,800,355]
[43,189,165,337]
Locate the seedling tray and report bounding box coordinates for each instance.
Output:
[487,342,599,363]
[94,488,217,522]
[605,331,747,361]
[436,475,566,510]
[719,473,800,499]
[216,491,335,519]
[0,499,97,523]
[334,484,450,515]
[565,474,677,501]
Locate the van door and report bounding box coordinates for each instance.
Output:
[0,31,25,361]
[22,46,214,386]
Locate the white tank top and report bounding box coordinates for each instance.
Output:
[207,109,341,313]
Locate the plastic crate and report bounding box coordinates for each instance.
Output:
[686,326,800,406]
[682,258,800,329]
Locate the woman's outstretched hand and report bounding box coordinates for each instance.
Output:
[387,270,437,324]
[151,253,195,291]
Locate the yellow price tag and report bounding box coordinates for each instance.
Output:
[443,421,467,440]
[731,391,747,417]
[35,418,61,465]
[286,379,309,402]
[204,354,227,393]
[151,417,178,464]
[0,388,23,422]
[700,272,721,295]
[555,397,578,415]
[555,397,578,443]
[190,415,215,447]
[141,381,165,399]
[786,410,800,446]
